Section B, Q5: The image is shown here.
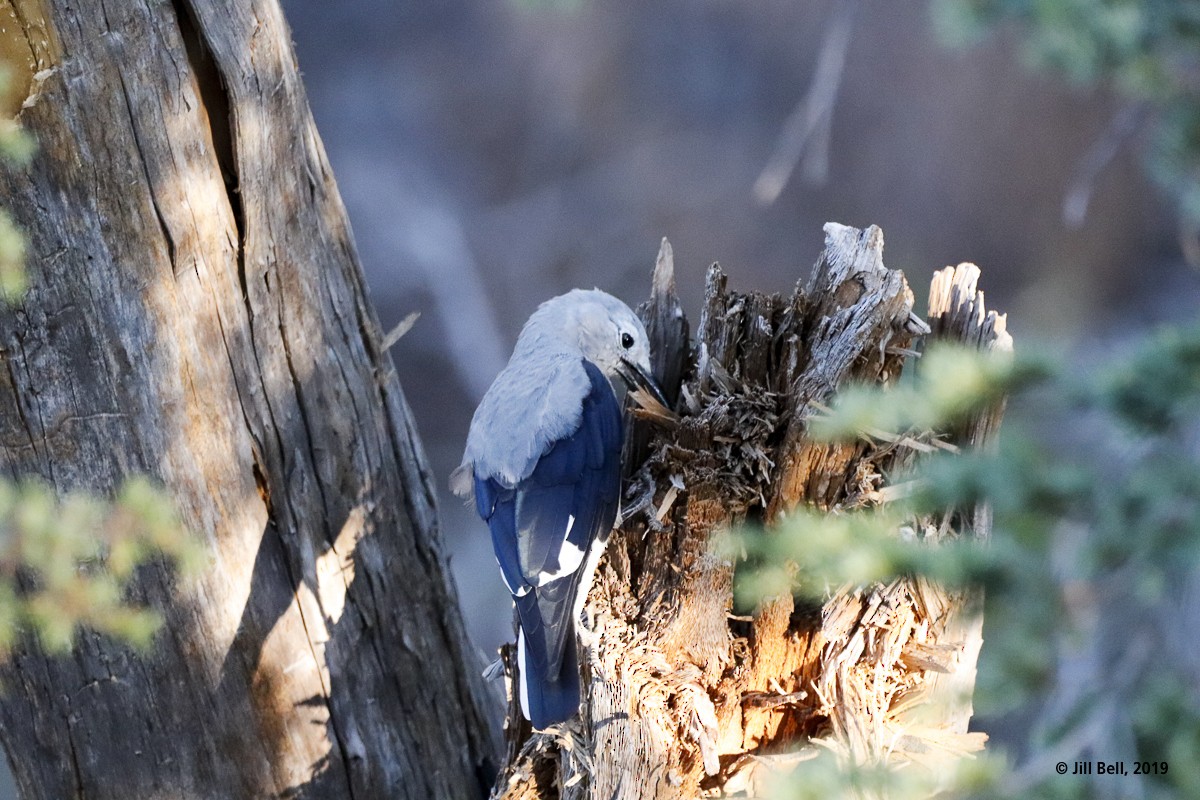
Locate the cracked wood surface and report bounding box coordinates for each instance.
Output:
[0,1,496,797]
[492,225,1009,799]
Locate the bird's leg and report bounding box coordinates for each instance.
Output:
[573,527,610,650]
[576,591,600,650]
[576,618,598,651]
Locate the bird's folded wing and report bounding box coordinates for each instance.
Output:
[478,360,622,674]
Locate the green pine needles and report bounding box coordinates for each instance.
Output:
[730,332,1200,798]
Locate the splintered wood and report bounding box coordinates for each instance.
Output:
[492,225,1011,799]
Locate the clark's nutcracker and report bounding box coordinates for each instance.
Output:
[451,289,664,729]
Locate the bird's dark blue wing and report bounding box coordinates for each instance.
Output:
[474,360,622,728]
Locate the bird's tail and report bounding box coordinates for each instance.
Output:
[517,629,580,729]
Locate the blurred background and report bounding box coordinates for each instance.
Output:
[279,0,1198,770]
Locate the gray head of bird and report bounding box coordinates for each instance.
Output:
[520,289,666,404]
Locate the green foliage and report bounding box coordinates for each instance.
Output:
[730,328,1200,798]
[0,478,204,655]
[1101,324,1200,431]
[809,343,1028,438]
[931,0,1200,226]
[0,209,26,302]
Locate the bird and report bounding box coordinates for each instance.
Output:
[451,289,665,729]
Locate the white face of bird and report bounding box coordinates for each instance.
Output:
[576,302,650,379]
[513,289,672,402]
[533,289,665,404]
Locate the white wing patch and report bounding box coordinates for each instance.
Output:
[573,533,610,629]
[536,516,584,586]
[517,630,531,721]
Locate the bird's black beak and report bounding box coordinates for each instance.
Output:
[618,358,668,407]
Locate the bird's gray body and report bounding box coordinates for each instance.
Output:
[459,352,592,489]
[453,289,658,729]
[454,289,651,492]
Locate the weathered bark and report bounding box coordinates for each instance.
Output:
[0,1,496,798]
[494,224,1010,799]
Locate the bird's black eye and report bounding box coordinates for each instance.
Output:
[621,332,635,349]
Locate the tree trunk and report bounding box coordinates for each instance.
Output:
[0,1,497,797]
[493,224,1010,799]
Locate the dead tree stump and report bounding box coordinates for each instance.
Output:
[492,223,1010,799]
